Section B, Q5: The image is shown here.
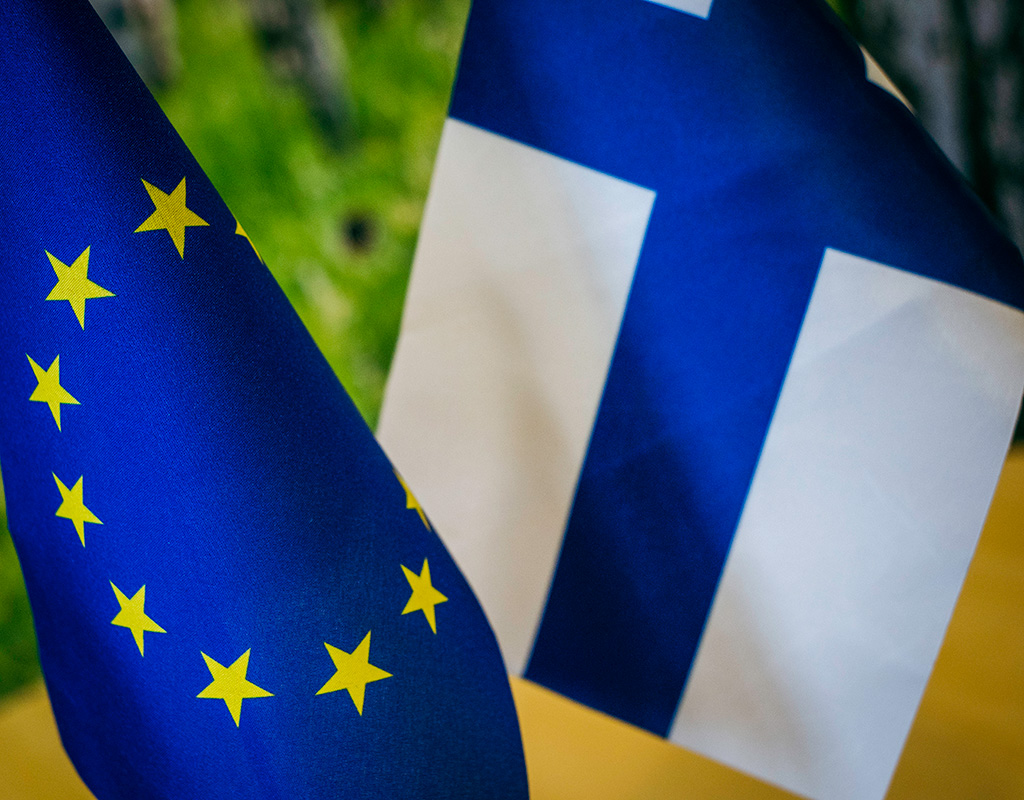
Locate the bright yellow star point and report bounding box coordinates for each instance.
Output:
[27,354,79,430]
[316,631,392,715]
[135,177,209,258]
[395,470,430,530]
[235,219,263,263]
[53,473,101,546]
[401,559,448,634]
[198,649,273,726]
[45,247,114,328]
[110,582,165,656]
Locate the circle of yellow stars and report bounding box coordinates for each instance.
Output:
[30,175,451,727]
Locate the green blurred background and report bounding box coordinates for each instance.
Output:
[1,0,1022,702]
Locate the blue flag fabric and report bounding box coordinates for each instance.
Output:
[378,1,1024,798]
[448,0,1024,724]
[0,2,528,798]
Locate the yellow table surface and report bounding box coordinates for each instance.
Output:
[3,448,1024,799]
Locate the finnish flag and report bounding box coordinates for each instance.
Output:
[379,1,1024,798]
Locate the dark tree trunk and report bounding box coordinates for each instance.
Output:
[246,0,353,149]
[853,0,1024,438]
[89,0,180,89]
[855,0,1024,249]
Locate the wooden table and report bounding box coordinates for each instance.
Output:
[4,449,1024,799]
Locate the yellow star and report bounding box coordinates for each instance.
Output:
[235,219,263,263]
[316,631,392,715]
[45,247,114,328]
[395,469,430,529]
[53,473,101,546]
[134,177,209,258]
[197,649,273,726]
[401,559,448,634]
[110,582,165,656]
[27,354,79,430]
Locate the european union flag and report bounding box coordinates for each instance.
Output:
[380,1,1024,798]
[0,1,528,797]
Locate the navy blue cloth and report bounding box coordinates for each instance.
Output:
[0,2,527,797]
[449,0,1024,735]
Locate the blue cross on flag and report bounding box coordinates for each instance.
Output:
[379,1,1024,798]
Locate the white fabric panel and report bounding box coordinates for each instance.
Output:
[670,248,1024,800]
[378,119,655,672]
[644,0,714,18]
[861,46,913,111]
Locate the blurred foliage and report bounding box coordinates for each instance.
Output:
[158,0,469,427]
[0,489,40,696]
[825,0,854,22]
